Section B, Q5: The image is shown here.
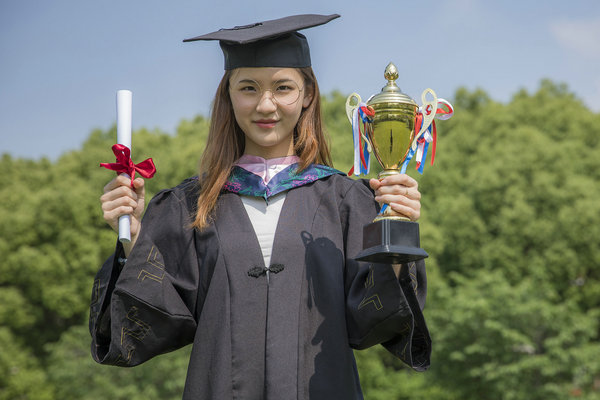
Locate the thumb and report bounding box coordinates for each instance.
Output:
[369,178,381,191]
[132,177,145,194]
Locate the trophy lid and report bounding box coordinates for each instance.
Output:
[367,62,417,106]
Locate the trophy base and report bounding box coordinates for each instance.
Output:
[355,219,428,264]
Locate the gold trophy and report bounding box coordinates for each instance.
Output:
[346,62,439,264]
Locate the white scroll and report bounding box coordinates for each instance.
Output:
[116,90,132,244]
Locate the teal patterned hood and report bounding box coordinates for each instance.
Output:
[223,163,344,201]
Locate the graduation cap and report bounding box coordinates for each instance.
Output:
[183,14,340,70]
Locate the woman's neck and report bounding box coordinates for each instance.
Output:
[243,136,296,160]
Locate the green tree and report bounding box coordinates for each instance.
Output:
[46,325,190,400]
[417,81,600,399]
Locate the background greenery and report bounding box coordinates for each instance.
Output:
[1,81,599,399]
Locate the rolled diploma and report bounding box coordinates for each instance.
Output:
[116,90,132,243]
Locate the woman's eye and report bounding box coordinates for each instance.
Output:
[240,86,258,93]
[276,85,293,92]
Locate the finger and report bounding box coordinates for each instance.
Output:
[375,185,421,201]
[132,177,145,191]
[102,176,120,193]
[100,184,138,204]
[375,194,421,211]
[101,196,139,214]
[103,210,135,233]
[389,202,420,221]
[132,178,146,202]
[103,174,134,193]
[375,184,409,196]
[102,194,140,223]
[103,205,136,221]
[380,174,418,188]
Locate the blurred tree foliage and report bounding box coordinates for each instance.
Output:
[1,82,599,399]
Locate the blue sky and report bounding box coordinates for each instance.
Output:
[1,0,599,160]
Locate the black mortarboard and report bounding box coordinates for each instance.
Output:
[183,14,340,70]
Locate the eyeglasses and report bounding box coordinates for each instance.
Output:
[229,79,304,106]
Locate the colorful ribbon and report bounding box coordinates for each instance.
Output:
[348,103,374,176]
[400,98,454,174]
[100,144,156,186]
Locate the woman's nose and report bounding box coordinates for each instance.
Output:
[256,90,277,113]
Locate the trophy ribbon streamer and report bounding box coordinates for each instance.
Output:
[400,98,454,174]
[100,144,157,187]
[348,102,374,176]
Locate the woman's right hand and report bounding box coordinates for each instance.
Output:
[100,175,145,255]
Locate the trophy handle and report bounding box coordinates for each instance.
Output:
[345,93,362,124]
[411,88,438,151]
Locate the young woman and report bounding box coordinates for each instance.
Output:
[91,14,431,399]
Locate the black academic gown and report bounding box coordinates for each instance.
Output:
[90,173,431,400]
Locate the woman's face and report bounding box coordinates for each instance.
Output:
[229,67,313,159]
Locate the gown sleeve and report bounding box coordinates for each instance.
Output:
[89,182,199,367]
[341,179,431,371]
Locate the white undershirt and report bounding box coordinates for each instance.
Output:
[241,192,287,269]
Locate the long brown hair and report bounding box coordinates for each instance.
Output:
[192,67,332,230]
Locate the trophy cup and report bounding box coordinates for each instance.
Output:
[347,62,440,264]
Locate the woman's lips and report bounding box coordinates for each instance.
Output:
[254,119,278,129]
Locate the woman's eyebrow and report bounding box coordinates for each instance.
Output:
[234,78,259,85]
[273,78,295,84]
[232,77,297,86]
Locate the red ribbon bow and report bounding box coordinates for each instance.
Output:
[100,144,156,186]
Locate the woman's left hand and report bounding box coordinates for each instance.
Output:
[369,174,421,221]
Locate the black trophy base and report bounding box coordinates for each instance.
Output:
[355,219,428,264]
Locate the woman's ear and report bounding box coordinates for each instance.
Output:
[302,85,314,108]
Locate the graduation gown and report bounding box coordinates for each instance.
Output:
[90,167,431,399]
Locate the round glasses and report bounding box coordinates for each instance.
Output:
[230,80,304,106]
